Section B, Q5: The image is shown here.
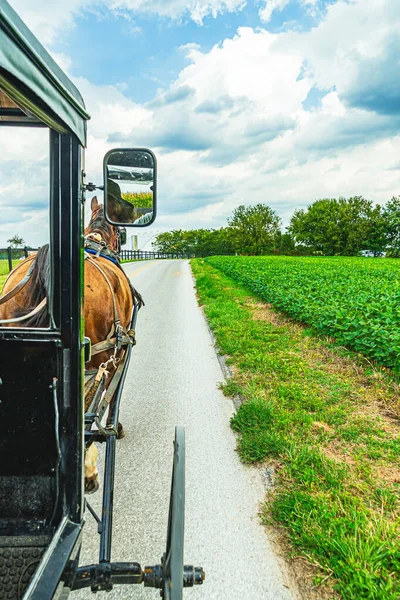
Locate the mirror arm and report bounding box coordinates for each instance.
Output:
[83,182,104,192]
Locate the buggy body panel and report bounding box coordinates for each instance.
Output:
[0,1,89,596]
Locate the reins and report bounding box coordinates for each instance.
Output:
[0,298,47,324]
[0,256,45,324]
[0,255,35,306]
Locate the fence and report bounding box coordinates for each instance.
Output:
[0,247,37,272]
[1,247,195,273]
[120,250,194,261]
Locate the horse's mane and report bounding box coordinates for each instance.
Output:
[14,244,50,327]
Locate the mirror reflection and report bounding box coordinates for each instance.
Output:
[104,149,155,226]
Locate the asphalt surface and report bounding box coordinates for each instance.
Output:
[75,259,295,600]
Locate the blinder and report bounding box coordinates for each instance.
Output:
[119,227,127,247]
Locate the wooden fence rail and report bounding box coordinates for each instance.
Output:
[0,247,37,272]
[120,250,194,261]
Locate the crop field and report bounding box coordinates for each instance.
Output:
[205,256,400,373]
[122,191,152,208]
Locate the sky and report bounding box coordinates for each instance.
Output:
[1,0,400,249]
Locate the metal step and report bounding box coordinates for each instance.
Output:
[0,536,50,600]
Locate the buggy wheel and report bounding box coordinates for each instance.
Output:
[162,426,185,600]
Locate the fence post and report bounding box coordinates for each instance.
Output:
[7,247,12,272]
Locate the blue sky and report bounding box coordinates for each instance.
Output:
[1,0,399,248]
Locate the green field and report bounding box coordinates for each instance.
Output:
[192,258,400,599]
[205,256,400,374]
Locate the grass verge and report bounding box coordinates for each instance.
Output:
[191,258,400,600]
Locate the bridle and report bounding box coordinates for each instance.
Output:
[85,206,121,257]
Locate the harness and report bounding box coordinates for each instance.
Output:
[84,234,121,265]
[0,256,45,324]
[83,231,143,413]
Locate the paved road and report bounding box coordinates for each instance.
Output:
[75,259,295,600]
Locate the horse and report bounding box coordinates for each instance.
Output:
[0,195,143,493]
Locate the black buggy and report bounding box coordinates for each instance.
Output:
[0,1,204,598]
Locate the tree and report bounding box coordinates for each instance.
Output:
[383,196,400,257]
[274,231,295,255]
[152,227,236,257]
[364,205,387,256]
[7,234,25,248]
[288,197,378,256]
[227,204,281,255]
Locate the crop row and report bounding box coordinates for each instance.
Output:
[205,256,400,372]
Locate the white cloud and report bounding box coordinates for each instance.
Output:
[8,0,94,44]
[0,128,49,247]
[2,0,400,243]
[109,0,247,25]
[259,0,291,23]
[294,0,400,101]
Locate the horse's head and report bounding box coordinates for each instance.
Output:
[86,196,120,252]
[107,179,137,223]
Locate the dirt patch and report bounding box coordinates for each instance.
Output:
[263,521,340,600]
[247,300,291,327]
[312,421,335,435]
[374,464,400,485]
[320,442,357,468]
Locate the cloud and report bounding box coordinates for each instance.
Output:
[0,135,50,246]
[342,35,400,116]
[3,0,400,243]
[148,85,196,108]
[8,0,94,44]
[244,116,296,141]
[296,106,400,155]
[110,0,247,25]
[295,0,400,113]
[259,0,291,23]
[146,128,213,151]
[195,95,235,114]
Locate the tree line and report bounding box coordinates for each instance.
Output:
[153,196,400,257]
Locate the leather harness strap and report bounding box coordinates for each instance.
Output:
[0,255,36,306]
[0,297,47,324]
[90,325,136,357]
[0,254,49,324]
[84,252,126,351]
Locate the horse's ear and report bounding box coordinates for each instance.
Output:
[91,196,99,211]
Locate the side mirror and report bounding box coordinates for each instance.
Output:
[103,148,156,226]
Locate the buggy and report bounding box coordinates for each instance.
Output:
[0,1,204,597]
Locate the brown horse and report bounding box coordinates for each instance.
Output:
[0,196,143,492]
